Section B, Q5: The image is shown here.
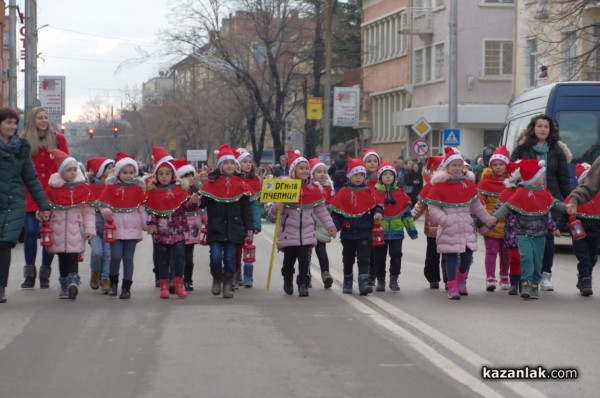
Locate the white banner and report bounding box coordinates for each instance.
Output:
[39,76,66,115]
[333,86,360,127]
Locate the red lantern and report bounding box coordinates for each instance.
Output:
[371,221,385,247]
[40,220,53,247]
[78,253,84,262]
[243,238,256,263]
[198,225,208,246]
[568,215,586,240]
[103,218,117,243]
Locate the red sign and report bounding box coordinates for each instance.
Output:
[412,139,430,157]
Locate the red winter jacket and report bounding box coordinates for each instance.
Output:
[25,133,69,212]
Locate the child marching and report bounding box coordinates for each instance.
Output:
[97,153,147,299]
[372,161,418,292]
[45,149,95,300]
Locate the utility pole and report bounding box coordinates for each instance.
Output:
[24,0,38,119]
[322,0,334,154]
[8,0,17,110]
[448,0,458,129]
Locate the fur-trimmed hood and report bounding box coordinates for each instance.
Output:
[430,170,475,185]
[105,175,146,190]
[48,169,86,187]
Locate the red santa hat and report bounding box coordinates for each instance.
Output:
[288,150,308,178]
[86,157,114,180]
[151,146,173,166]
[576,162,592,184]
[114,152,138,176]
[425,156,444,172]
[50,149,77,175]
[309,157,326,176]
[346,157,367,179]
[440,146,464,169]
[489,145,510,167]
[519,159,546,185]
[171,159,196,178]
[234,148,252,163]
[361,148,380,164]
[377,160,397,180]
[505,159,523,183]
[214,144,238,168]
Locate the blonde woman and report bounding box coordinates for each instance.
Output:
[20,107,69,289]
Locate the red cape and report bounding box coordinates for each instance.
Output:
[477,175,505,196]
[417,183,431,201]
[88,182,106,202]
[285,182,325,209]
[565,193,600,219]
[373,185,411,217]
[46,183,91,210]
[146,184,190,215]
[425,179,478,208]
[243,176,262,201]
[97,183,147,212]
[329,185,378,218]
[503,187,556,215]
[497,187,517,203]
[199,175,250,203]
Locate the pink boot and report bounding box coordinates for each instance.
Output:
[447,280,460,300]
[456,270,469,296]
[159,279,170,299]
[174,277,188,299]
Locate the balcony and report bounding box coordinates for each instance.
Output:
[399,7,433,37]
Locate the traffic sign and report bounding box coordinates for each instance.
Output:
[411,117,431,138]
[412,139,430,157]
[443,129,460,146]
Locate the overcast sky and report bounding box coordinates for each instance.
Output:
[30,0,172,121]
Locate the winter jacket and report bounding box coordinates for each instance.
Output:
[0,137,50,243]
[314,182,335,243]
[98,176,147,241]
[412,192,439,238]
[25,132,69,212]
[569,156,600,206]
[427,171,494,254]
[374,182,418,240]
[46,172,95,254]
[404,170,423,195]
[148,199,198,245]
[510,139,572,200]
[200,192,253,246]
[477,169,506,240]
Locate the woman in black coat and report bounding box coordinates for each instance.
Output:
[404,162,423,206]
[509,114,572,292]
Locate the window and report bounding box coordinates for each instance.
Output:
[482,0,513,3]
[413,43,445,83]
[363,11,408,66]
[415,0,445,7]
[372,91,406,144]
[526,38,537,86]
[484,40,513,77]
[561,30,577,78]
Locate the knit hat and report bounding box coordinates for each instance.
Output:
[361,148,380,164]
[214,144,238,168]
[576,162,592,184]
[440,146,464,169]
[346,157,367,179]
[309,157,326,176]
[288,150,308,179]
[234,148,252,163]
[377,160,397,181]
[114,152,138,176]
[86,157,114,180]
[50,149,77,175]
[489,145,510,167]
[519,159,546,185]
[171,159,196,178]
[151,146,172,166]
[425,156,444,172]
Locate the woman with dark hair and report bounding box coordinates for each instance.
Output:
[0,108,51,303]
[404,162,423,206]
[20,107,69,289]
[510,114,572,291]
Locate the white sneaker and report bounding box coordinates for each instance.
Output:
[486,277,497,292]
[540,272,554,291]
[499,275,510,290]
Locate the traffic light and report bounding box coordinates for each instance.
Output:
[60,125,65,134]
[88,128,94,139]
[113,126,119,137]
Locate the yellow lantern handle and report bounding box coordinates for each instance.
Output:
[266,208,282,291]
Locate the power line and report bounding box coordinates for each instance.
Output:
[46,26,161,47]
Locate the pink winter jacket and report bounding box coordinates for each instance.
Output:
[46,172,96,254]
[427,171,493,254]
[99,176,147,240]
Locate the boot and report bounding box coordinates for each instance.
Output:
[375,276,386,292]
[39,266,51,289]
[211,267,223,296]
[0,286,6,303]
[456,270,469,296]
[243,263,254,288]
[184,279,194,292]
[297,275,309,297]
[580,277,593,297]
[343,274,353,294]
[508,275,519,296]
[58,277,69,299]
[282,269,294,295]
[21,265,36,289]
[520,281,531,299]
[101,278,110,294]
[120,279,132,299]
[369,274,376,286]
[389,275,400,292]
[321,271,333,289]
[540,271,554,291]
[358,274,373,296]
[68,273,80,300]
[530,283,539,299]
[90,271,100,290]
[222,274,234,298]
[108,275,119,297]
[159,279,170,299]
[173,277,187,299]
[447,280,460,300]
[235,272,243,290]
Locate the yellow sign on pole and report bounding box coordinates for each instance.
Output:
[307,97,323,120]
[167,139,177,152]
[260,178,302,290]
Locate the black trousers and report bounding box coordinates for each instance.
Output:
[373,239,403,277]
[341,238,371,275]
[572,219,600,279]
[423,237,448,283]
[0,242,15,287]
[314,241,329,273]
[282,245,312,280]
[184,243,195,282]
[58,253,79,277]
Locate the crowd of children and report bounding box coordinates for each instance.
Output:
[8,124,599,305]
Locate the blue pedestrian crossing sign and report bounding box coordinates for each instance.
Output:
[443,129,460,146]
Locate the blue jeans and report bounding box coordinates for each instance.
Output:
[158,241,185,279]
[110,239,139,281]
[209,242,237,275]
[89,235,111,278]
[23,212,54,267]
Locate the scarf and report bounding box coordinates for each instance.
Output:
[0,135,21,153]
[533,143,549,185]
